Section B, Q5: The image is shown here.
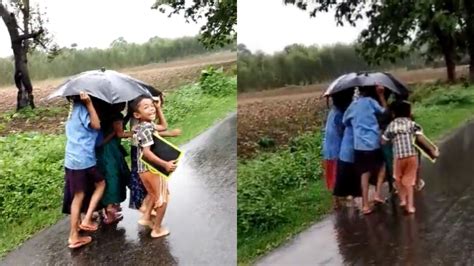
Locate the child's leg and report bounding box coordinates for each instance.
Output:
[405,156,418,213]
[138,172,157,227]
[374,164,386,203]
[149,174,170,238]
[361,171,371,213]
[82,169,106,227]
[69,191,90,243]
[82,180,105,227]
[397,180,407,206]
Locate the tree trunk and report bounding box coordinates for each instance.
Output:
[0,4,35,110]
[432,24,457,83]
[463,1,474,82]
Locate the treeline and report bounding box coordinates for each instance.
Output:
[0,36,236,86]
[237,43,429,92]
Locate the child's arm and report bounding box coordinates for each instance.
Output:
[158,128,182,137]
[113,120,133,138]
[154,100,168,131]
[80,92,100,130]
[375,84,388,110]
[142,146,177,172]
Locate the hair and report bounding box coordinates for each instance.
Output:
[391,100,412,118]
[332,88,354,111]
[129,95,153,113]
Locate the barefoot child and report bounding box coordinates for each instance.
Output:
[343,84,388,214]
[382,101,438,214]
[130,95,177,238]
[322,97,344,208]
[128,94,181,213]
[62,92,106,248]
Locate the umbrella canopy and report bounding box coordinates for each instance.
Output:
[48,69,156,104]
[324,72,409,97]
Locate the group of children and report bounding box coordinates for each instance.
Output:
[62,91,180,249]
[323,84,439,215]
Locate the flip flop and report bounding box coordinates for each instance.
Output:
[79,223,99,232]
[68,236,92,249]
[373,198,385,204]
[150,228,170,238]
[362,208,374,215]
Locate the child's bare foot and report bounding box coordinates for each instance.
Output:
[138,219,154,229]
[151,227,170,238]
[406,207,416,214]
[399,201,407,207]
[68,236,92,249]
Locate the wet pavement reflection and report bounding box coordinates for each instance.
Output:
[1,113,237,266]
[258,121,474,265]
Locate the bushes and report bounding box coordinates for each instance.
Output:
[164,69,236,124]
[0,134,65,223]
[200,66,237,97]
[237,132,323,234]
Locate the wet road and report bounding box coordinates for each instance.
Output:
[258,121,474,265]
[1,113,237,266]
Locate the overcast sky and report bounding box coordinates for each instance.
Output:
[238,0,368,54]
[0,0,203,57]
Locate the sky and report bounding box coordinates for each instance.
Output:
[238,0,368,54]
[0,0,204,57]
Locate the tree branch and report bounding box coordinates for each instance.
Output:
[15,27,43,42]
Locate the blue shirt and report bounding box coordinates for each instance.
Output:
[322,107,344,160]
[339,125,354,163]
[64,103,99,170]
[343,97,385,151]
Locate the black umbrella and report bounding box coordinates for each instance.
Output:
[324,72,410,97]
[47,69,157,104]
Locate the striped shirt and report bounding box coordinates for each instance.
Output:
[134,122,155,173]
[382,117,422,158]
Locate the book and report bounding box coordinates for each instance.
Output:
[413,134,439,163]
[140,132,183,179]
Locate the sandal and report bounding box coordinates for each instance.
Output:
[362,207,374,215]
[68,236,92,249]
[151,228,170,238]
[103,208,124,225]
[79,223,99,232]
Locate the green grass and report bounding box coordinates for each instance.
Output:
[0,72,236,258]
[237,83,474,264]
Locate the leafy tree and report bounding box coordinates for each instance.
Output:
[284,0,463,82]
[152,0,236,49]
[0,0,54,110]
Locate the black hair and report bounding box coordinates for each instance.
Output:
[331,88,354,111]
[391,100,411,118]
[129,95,153,113]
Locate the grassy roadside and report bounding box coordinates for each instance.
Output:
[0,71,236,258]
[237,84,474,264]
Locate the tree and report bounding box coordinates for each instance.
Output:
[152,0,236,49]
[0,0,52,110]
[284,0,462,82]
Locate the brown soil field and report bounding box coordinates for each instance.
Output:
[0,51,236,135]
[237,65,469,158]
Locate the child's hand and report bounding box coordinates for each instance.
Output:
[164,160,177,173]
[375,83,385,95]
[171,128,182,136]
[80,91,91,104]
[152,97,162,109]
[433,148,440,158]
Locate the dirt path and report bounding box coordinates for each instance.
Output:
[0,51,236,114]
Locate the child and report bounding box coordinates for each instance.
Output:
[62,92,105,248]
[322,96,344,208]
[343,84,388,214]
[96,102,132,224]
[382,101,434,213]
[128,94,180,213]
[333,89,362,206]
[130,95,177,238]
